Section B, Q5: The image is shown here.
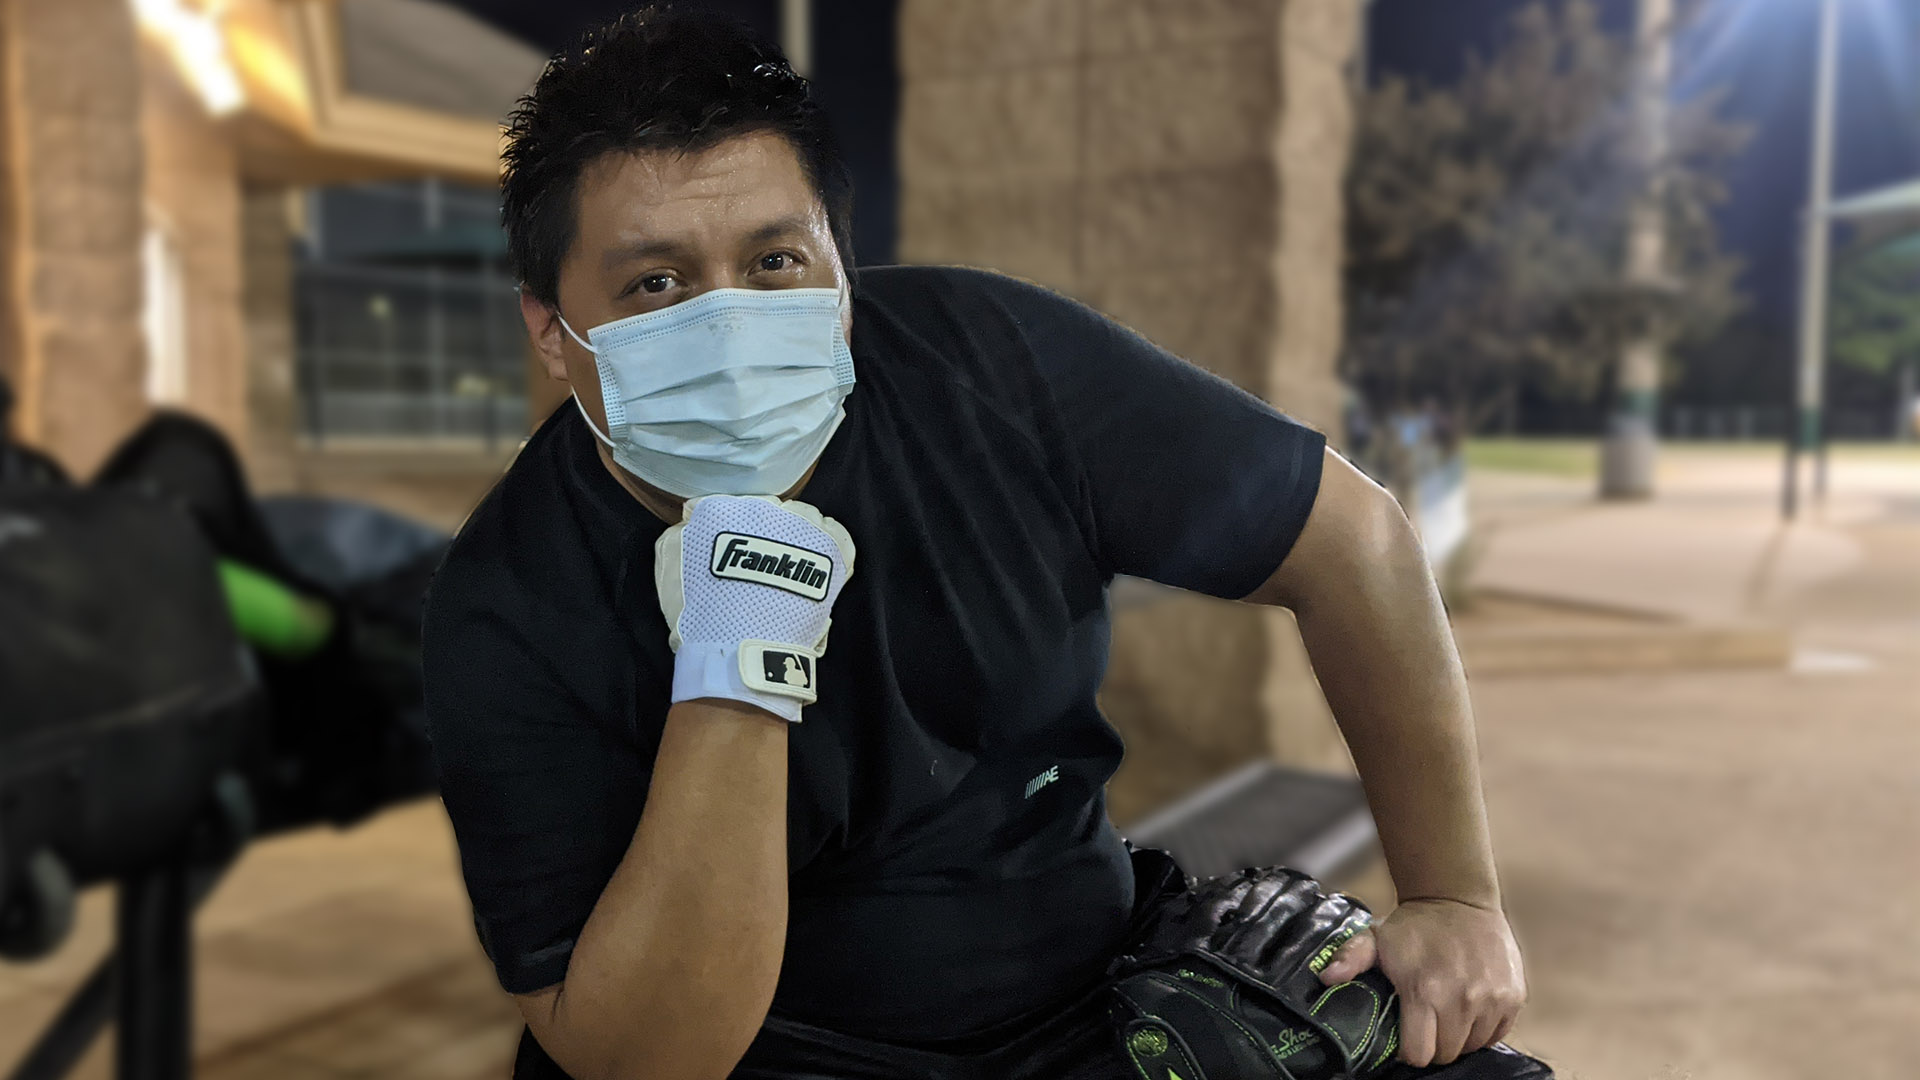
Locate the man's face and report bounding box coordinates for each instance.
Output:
[520,130,850,510]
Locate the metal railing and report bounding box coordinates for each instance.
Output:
[293,261,526,449]
[1664,405,1900,441]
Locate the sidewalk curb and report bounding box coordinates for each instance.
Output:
[1452,588,1792,677]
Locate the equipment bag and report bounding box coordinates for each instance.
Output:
[0,488,255,956]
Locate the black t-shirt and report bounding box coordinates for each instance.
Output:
[422,265,1327,1056]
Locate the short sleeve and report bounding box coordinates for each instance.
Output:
[983,271,1327,599]
[422,578,646,996]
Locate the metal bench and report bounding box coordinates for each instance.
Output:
[1122,761,1381,886]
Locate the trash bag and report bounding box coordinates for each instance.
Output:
[256,495,447,598]
[92,413,441,833]
[257,495,445,825]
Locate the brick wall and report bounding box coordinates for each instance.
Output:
[0,0,148,477]
[897,0,1362,819]
[241,189,300,490]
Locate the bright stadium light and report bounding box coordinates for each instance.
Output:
[1689,0,1914,516]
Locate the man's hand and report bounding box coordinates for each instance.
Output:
[1315,898,1529,1068]
[657,494,855,722]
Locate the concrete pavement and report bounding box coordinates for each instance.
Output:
[1467,445,1918,630]
[0,801,520,1079]
[1458,446,1920,1079]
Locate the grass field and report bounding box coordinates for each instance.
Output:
[1464,438,1920,475]
[1463,439,1597,476]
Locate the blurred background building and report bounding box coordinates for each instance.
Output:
[0,0,543,527]
[0,0,1368,821]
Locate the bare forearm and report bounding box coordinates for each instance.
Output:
[1293,524,1501,909]
[1252,450,1501,910]
[539,699,790,1080]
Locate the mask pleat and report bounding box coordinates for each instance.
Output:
[575,287,855,498]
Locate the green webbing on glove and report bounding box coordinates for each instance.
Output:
[216,558,336,659]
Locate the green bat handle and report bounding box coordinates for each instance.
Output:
[216,558,336,659]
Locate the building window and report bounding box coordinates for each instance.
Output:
[142,223,188,404]
[293,179,525,448]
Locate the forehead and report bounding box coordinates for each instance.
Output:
[572,130,823,244]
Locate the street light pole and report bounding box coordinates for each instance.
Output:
[1600,0,1673,500]
[781,0,812,77]
[1786,0,1840,520]
[1355,0,1378,93]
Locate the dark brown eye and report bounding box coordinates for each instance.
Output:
[759,252,793,272]
[640,274,673,294]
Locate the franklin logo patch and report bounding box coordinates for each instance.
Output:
[710,532,831,601]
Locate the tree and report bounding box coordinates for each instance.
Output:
[1830,235,1920,380]
[1827,231,1920,436]
[1344,0,1749,433]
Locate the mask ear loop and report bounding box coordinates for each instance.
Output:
[572,391,619,449]
[540,298,616,446]
[555,312,598,355]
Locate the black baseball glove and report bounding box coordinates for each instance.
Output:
[1106,864,1554,1080]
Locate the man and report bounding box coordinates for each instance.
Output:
[423,9,1530,1080]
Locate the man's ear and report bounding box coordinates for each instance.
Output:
[519,289,572,383]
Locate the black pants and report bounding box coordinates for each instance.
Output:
[515,848,1551,1080]
[721,845,1190,1080]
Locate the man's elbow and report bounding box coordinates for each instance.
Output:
[552,1023,766,1080]
[1346,450,1419,539]
[1354,477,1425,573]
[524,980,774,1080]
[1248,450,1426,611]
[1308,479,1429,616]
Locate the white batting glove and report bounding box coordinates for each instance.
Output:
[654,494,856,723]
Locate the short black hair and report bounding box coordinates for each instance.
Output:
[501,6,855,306]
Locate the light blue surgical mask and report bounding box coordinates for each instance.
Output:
[559,286,856,499]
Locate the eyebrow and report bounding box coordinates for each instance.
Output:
[738,214,815,249]
[602,237,689,271]
[598,214,818,272]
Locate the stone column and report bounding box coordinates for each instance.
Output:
[241,189,301,491]
[141,45,249,452]
[898,0,1362,822]
[0,0,148,477]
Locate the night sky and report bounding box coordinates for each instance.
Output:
[1372,0,1920,323]
[453,0,1920,321]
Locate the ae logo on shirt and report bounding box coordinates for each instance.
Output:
[1024,765,1062,799]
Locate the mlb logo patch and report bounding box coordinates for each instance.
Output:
[762,650,813,691]
[740,640,820,705]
